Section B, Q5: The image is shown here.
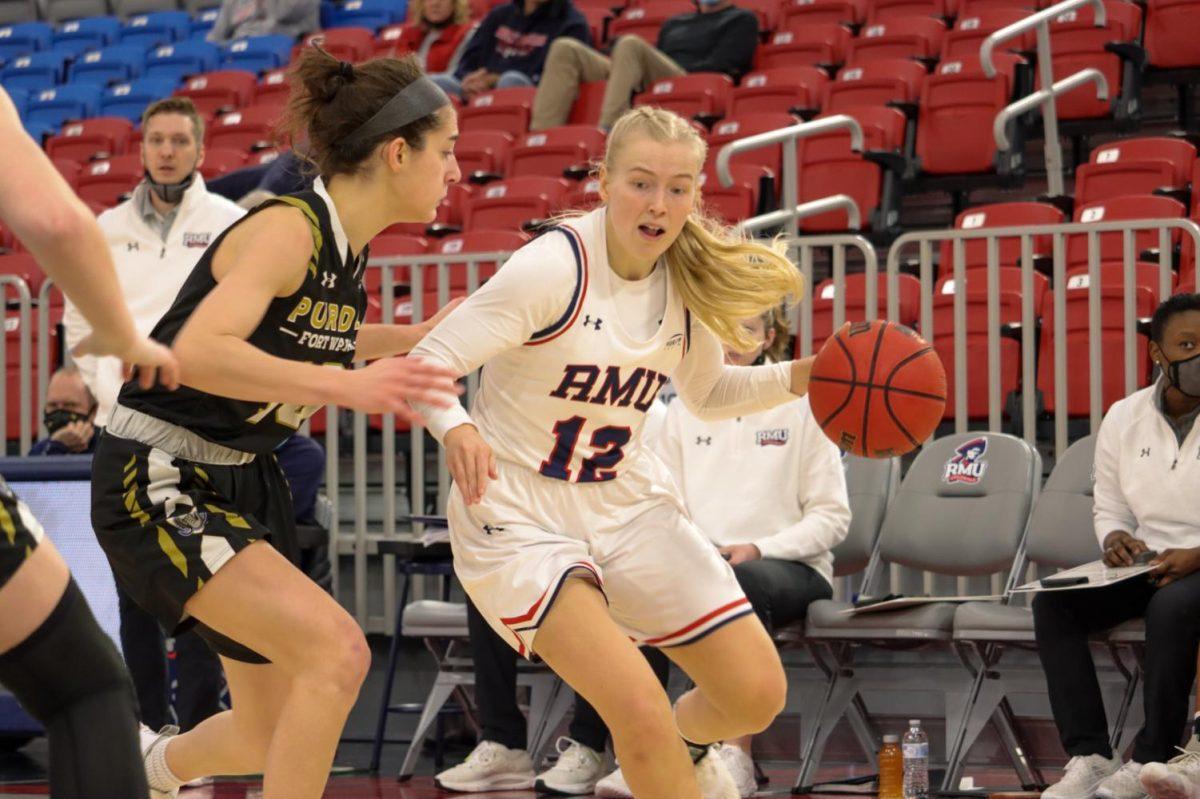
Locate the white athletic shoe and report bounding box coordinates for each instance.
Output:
[535,737,605,795]
[1042,754,1122,799]
[1097,762,1146,799]
[138,723,181,799]
[716,744,759,797]
[594,747,739,799]
[1142,751,1200,799]
[434,740,535,792]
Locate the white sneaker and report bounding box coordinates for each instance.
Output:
[434,740,535,792]
[1097,762,1146,799]
[594,747,738,799]
[139,723,181,799]
[1043,754,1122,799]
[716,744,759,797]
[1142,751,1200,799]
[535,737,605,795]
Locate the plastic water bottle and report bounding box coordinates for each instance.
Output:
[903,719,930,799]
[878,735,904,799]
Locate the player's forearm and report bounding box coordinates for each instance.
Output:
[174,332,343,407]
[354,322,430,361]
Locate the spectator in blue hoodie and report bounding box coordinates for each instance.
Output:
[429,0,591,101]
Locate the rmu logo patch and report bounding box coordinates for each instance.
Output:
[166,508,207,536]
[756,428,789,447]
[943,438,989,484]
[182,232,211,249]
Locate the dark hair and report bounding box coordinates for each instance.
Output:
[280,46,446,178]
[1150,292,1200,344]
[142,96,205,145]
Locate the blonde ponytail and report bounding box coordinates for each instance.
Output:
[605,107,804,354]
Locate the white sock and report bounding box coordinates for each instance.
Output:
[145,733,185,792]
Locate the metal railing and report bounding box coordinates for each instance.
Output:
[980,0,1108,197]
[0,276,33,455]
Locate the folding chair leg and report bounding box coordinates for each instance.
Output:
[370,572,411,773]
[847,695,879,763]
[993,697,1044,789]
[398,678,460,780]
[529,678,575,764]
[942,666,991,791]
[1110,666,1143,756]
[794,669,863,792]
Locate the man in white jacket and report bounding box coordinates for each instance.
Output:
[1035,293,1200,799]
[64,97,244,427]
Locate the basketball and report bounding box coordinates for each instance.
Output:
[808,320,946,458]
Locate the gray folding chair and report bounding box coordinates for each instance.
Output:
[42,0,109,22]
[947,435,1143,788]
[794,433,1041,792]
[0,0,38,23]
[397,600,571,780]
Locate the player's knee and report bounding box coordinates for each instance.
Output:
[302,615,370,699]
[727,661,788,733]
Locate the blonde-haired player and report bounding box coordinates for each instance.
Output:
[411,106,813,798]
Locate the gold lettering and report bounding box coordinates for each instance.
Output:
[286,296,312,324]
[337,305,356,333]
[325,303,341,332]
[311,301,328,329]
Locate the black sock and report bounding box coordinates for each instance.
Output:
[1192,713,1200,742]
[681,735,711,763]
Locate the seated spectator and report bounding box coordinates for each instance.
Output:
[530,0,758,131]
[388,0,476,74]
[208,151,311,210]
[207,0,319,42]
[1037,293,1200,799]
[29,365,97,455]
[568,308,849,797]
[429,0,591,101]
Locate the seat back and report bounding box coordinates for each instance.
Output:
[939,201,1066,276]
[730,66,828,116]
[846,16,946,64]
[1025,434,1100,569]
[834,454,898,577]
[876,432,1039,577]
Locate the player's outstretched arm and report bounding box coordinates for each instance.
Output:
[171,205,459,419]
[354,297,465,360]
[0,89,178,390]
[673,319,803,421]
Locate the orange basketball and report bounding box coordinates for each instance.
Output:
[808,320,946,458]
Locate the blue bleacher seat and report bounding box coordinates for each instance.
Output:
[0,21,53,61]
[319,0,336,27]
[221,34,292,73]
[100,75,176,119]
[69,44,146,84]
[6,84,26,115]
[52,16,121,51]
[25,83,103,129]
[22,117,57,142]
[0,50,68,92]
[143,38,218,80]
[187,6,217,37]
[328,0,405,29]
[119,9,190,49]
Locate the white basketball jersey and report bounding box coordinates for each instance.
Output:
[470,208,690,483]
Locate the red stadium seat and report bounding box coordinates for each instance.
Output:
[175,69,258,117]
[4,315,59,443]
[1073,136,1196,205]
[739,0,784,31]
[199,147,248,180]
[562,177,603,211]
[458,87,536,136]
[821,58,925,111]
[755,24,852,70]
[52,158,81,190]
[206,105,281,152]
[303,27,376,63]
[1145,0,1200,69]
[698,162,772,223]
[1037,0,1143,121]
[1037,262,1170,416]
[938,201,1066,277]
[608,2,693,44]
[431,183,474,229]
[932,267,1049,419]
[255,67,291,107]
[706,112,798,177]
[463,176,569,230]
[366,233,427,294]
[795,105,906,232]
[45,116,134,164]
[781,0,867,28]
[424,229,529,290]
[0,253,46,293]
[845,17,946,65]
[941,8,1034,59]
[455,130,514,178]
[806,271,921,348]
[567,80,607,126]
[914,53,1026,176]
[76,154,143,208]
[1067,194,1188,266]
[866,0,949,23]
[504,125,606,180]
[633,72,733,122]
[729,66,828,117]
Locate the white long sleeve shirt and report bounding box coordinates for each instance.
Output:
[409,206,797,482]
[64,177,244,425]
[1093,383,1200,552]
[654,392,850,585]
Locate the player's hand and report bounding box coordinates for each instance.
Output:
[445,423,497,505]
[718,543,761,566]
[73,333,181,391]
[340,357,462,423]
[1102,530,1148,567]
[1148,548,1200,587]
[50,420,94,452]
[789,355,815,396]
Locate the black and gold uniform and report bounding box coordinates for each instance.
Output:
[91,179,367,663]
[0,476,47,588]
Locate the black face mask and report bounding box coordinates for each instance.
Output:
[44,409,88,435]
[1165,352,1200,399]
[144,169,196,205]
[751,352,767,366]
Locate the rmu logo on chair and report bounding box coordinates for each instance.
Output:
[943,437,989,484]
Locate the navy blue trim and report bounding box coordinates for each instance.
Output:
[684,308,692,354]
[511,564,605,634]
[658,608,755,648]
[528,227,584,342]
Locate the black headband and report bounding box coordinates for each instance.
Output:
[341,76,450,149]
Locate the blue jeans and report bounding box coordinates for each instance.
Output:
[429,69,534,99]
